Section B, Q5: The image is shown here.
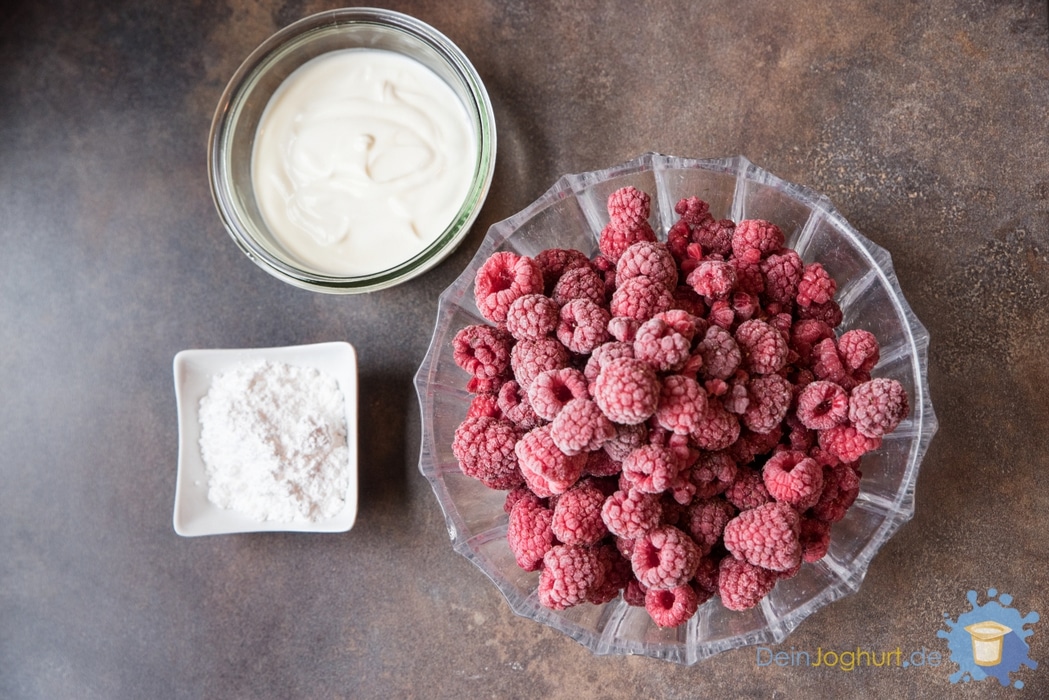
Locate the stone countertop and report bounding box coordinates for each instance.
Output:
[1,1,1046,697]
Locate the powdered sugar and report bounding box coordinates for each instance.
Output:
[198,360,349,522]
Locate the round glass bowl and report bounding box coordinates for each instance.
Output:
[208,8,496,293]
[414,154,938,664]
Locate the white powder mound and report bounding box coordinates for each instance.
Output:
[198,360,349,522]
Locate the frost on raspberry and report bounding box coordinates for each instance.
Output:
[607,185,652,228]
[790,319,835,365]
[848,377,909,438]
[818,424,881,463]
[685,497,737,556]
[810,463,862,523]
[497,380,542,430]
[551,265,607,307]
[510,337,569,389]
[535,247,591,294]
[584,340,634,383]
[515,424,586,496]
[466,393,501,419]
[505,293,560,341]
[603,422,648,462]
[601,488,663,539]
[724,467,772,511]
[550,398,616,455]
[633,317,692,372]
[722,501,801,572]
[655,374,707,435]
[610,275,674,321]
[732,219,785,260]
[796,262,837,308]
[616,241,678,290]
[836,329,880,373]
[506,495,554,571]
[762,450,824,511]
[645,583,699,628]
[690,400,740,452]
[451,416,523,490]
[694,218,736,257]
[452,324,512,389]
[592,356,661,425]
[474,251,544,325]
[526,367,589,421]
[689,450,739,499]
[735,319,789,375]
[795,380,849,430]
[622,444,681,494]
[587,542,634,605]
[631,525,701,590]
[551,479,609,546]
[686,260,737,301]
[557,298,611,354]
[538,544,605,610]
[742,374,792,434]
[799,517,832,563]
[696,325,741,380]
[718,556,778,611]
[761,249,803,307]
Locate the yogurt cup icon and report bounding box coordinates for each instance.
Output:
[964,620,1012,666]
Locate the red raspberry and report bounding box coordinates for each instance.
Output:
[837,329,880,373]
[515,424,586,496]
[724,467,772,510]
[797,299,844,328]
[550,398,616,455]
[674,196,712,226]
[510,337,569,389]
[818,424,882,463]
[696,325,742,380]
[451,416,523,490]
[810,337,847,384]
[796,262,837,307]
[505,294,560,342]
[735,319,789,375]
[633,317,692,372]
[592,357,661,425]
[599,219,658,263]
[722,374,751,415]
[603,422,648,461]
[655,374,708,435]
[556,298,611,354]
[645,583,700,628]
[670,284,707,317]
[762,450,824,510]
[654,309,702,343]
[535,247,590,293]
[584,448,622,478]
[694,218,735,257]
[631,525,701,590]
[623,578,648,607]
[732,219,785,260]
[587,543,634,604]
[692,555,720,595]
[690,400,740,451]
[706,299,736,330]
[551,265,607,307]
[689,451,739,499]
[723,501,801,572]
[810,463,862,523]
[616,241,678,290]
[610,275,674,321]
[506,495,554,571]
[733,256,765,295]
[730,425,783,465]
[474,251,544,325]
[685,497,737,556]
[527,367,589,421]
[761,249,803,306]
[466,393,501,419]
[607,316,640,342]
[848,378,909,438]
[601,488,663,539]
[718,556,778,611]
[795,380,849,430]
[607,186,651,226]
[538,544,605,610]
[452,324,512,386]
[583,340,634,383]
[790,319,835,365]
[503,484,534,514]
[496,380,542,430]
[622,444,681,495]
[667,219,692,262]
[731,291,759,322]
[799,517,831,563]
[742,374,793,434]
[686,260,737,301]
[551,480,609,546]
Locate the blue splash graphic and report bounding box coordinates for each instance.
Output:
[938,589,1038,688]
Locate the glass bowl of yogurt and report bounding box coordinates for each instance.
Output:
[208,8,497,293]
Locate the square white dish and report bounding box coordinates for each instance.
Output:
[173,341,358,536]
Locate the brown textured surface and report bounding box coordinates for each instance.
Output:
[1,1,1047,697]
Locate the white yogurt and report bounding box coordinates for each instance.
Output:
[252,49,477,276]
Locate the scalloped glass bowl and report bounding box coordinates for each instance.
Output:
[414,154,937,664]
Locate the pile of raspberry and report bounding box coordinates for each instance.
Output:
[450,186,909,628]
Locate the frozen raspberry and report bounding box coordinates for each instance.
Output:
[797,299,844,328]
[674,195,712,226]
[735,319,789,375]
[535,247,590,293]
[818,424,881,463]
[795,380,849,430]
[592,357,661,425]
[732,219,785,260]
[538,544,605,610]
[670,285,707,317]
[731,291,759,322]
[474,251,544,325]
[723,501,801,572]
[622,444,681,494]
[515,424,586,496]
[722,374,751,415]
[616,241,678,290]
[550,398,616,455]
[623,578,648,607]
[692,555,720,595]
[733,255,766,295]
[762,450,824,510]
[610,275,674,321]
[645,583,699,628]
[690,401,740,451]
[696,325,742,380]
[607,316,640,342]
[466,393,501,419]
[527,367,589,421]
[741,374,792,434]
[796,262,836,307]
[730,425,782,465]
[587,543,633,604]
[551,265,607,307]
[837,329,880,373]
[790,319,835,365]
[685,498,737,556]
[718,556,778,611]
[603,422,648,461]
[557,298,611,354]
[632,317,691,372]
[607,185,652,226]
[451,416,523,490]
[599,219,658,263]
[551,480,609,546]
[655,374,707,435]
[686,259,737,301]
[799,517,831,563]
[583,341,634,383]
[601,488,663,539]
[506,495,554,571]
[510,337,569,388]
[631,525,701,590]
[689,451,739,499]
[810,337,846,384]
[496,380,542,430]
[503,484,534,514]
[724,467,772,510]
[694,218,735,257]
[453,324,512,386]
[761,249,803,306]
[584,448,622,478]
[505,294,560,341]
[666,220,693,262]
[706,299,736,330]
[848,377,909,438]
[810,463,862,523]
[655,309,702,342]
